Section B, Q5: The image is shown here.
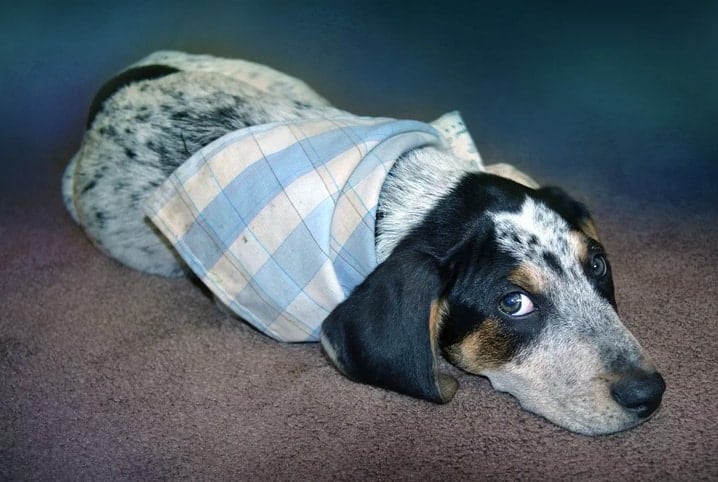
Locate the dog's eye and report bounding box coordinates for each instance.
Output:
[499,292,535,317]
[590,254,608,278]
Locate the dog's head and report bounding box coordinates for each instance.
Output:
[321,174,664,436]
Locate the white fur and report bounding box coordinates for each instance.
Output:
[376,146,479,262]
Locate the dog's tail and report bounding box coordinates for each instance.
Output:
[61,152,80,224]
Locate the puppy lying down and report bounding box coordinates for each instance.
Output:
[63,51,664,435]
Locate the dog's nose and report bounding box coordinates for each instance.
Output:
[611,371,665,419]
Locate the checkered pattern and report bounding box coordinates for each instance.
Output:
[145,112,480,342]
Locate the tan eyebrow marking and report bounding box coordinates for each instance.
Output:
[579,218,600,242]
[568,231,590,264]
[508,263,546,294]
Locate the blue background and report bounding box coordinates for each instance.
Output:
[1,0,716,215]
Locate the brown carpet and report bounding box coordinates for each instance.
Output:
[1,167,716,480]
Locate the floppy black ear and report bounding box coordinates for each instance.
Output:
[320,247,458,403]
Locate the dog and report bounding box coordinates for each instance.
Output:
[63,51,665,436]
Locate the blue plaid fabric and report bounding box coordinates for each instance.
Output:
[145,112,480,342]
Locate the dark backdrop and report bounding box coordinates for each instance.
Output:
[1,1,716,212]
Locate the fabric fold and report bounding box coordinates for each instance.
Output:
[145,112,479,342]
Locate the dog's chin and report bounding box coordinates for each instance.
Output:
[517,397,657,436]
[482,371,657,436]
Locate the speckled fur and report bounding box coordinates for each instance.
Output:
[484,198,657,434]
[63,51,343,276]
[63,51,479,276]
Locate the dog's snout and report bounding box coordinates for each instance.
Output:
[611,371,666,419]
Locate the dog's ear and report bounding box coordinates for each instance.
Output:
[537,186,600,241]
[320,247,458,403]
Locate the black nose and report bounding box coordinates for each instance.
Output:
[611,371,666,419]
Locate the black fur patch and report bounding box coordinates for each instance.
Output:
[81,180,96,194]
[87,64,180,128]
[542,251,564,274]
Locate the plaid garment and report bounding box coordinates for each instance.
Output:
[145,112,481,342]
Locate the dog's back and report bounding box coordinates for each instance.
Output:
[63,51,340,276]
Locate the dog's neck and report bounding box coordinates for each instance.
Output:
[375,146,478,262]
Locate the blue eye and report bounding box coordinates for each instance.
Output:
[499,292,536,317]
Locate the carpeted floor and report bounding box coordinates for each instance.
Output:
[2,185,717,480]
[2,2,717,480]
